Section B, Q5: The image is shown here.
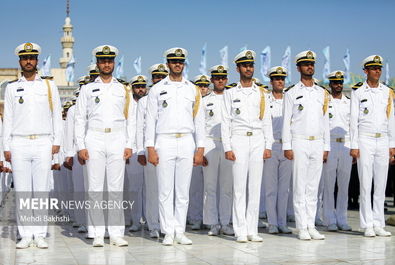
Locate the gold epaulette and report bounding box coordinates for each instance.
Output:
[225,83,237,89]
[193,86,201,118]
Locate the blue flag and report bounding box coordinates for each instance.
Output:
[260,46,271,82]
[386,60,390,85]
[199,43,207,75]
[281,46,291,84]
[183,59,189,80]
[115,56,124,79]
[343,49,351,84]
[322,46,330,84]
[66,54,75,83]
[219,46,228,68]
[133,56,142,74]
[41,55,51,76]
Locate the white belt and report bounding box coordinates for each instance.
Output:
[160,133,191,138]
[360,132,387,138]
[13,134,50,140]
[207,136,222,141]
[274,139,283,144]
[89,127,124,133]
[293,134,323,141]
[330,137,349,143]
[232,130,263,136]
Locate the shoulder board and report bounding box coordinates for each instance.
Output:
[41,76,53,80]
[284,84,295,92]
[117,78,128,85]
[225,83,237,89]
[8,79,18,84]
[352,82,363,90]
[345,95,350,99]
[202,93,210,98]
[259,86,270,93]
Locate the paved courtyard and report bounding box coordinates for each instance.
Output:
[0,191,394,265]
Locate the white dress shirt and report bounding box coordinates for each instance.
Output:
[136,95,148,155]
[221,82,273,152]
[268,93,284,141]
[63,104,78,157]
[74,76,136,150]
[202,91,224,139]
[3,75,63,151]
[350,81,395,149]
[282,81,330,151]
[328,94,350,139]
[144,76,205,148]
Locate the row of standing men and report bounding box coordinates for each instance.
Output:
[4,42,393,249]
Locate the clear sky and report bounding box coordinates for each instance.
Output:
[0,0,394,83]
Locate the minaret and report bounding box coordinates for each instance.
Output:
[59,0,74,68]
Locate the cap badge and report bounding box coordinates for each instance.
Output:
[175,49,183,57]
[24,43,33,52]
[102,46,110,55]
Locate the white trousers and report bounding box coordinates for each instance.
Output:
[287,178,295,217]
[357,136,389,229]
[231,134,265,237]
[143,155,160,231]
[156,134,195,235]
[124,152,144,226]
[188,166,204,222]
[11,136,52,238]
[292,139,324,230]
[85,130,126,237]
[259,174,266,216]
[323,141,352,226]
[316,174,324,221]
[263,144,292,227]
[72,154,88,226]
[202,138,233,226]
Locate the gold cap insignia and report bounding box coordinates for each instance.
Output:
[102,46,110,55]
[246,51,253,59]
[374,56,381,63]
[335,71,342,78]
[137,76,144,82]
[201,76,207,82]
[306,51,313,59]
[217,66,224,73]
[158,64,165,71]
[276,67,283,74]
[175,49,183,57]
[24,43,33,52]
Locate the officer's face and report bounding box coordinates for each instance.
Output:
[270,77,285,92]
[198,85,209,96]
[364,66,382,82]
[97,58,115,75]
[19,55,38,73]
[329,81,343,93]
[237,63,254,79]
[298,62,315,77]
[152,74,167,84]
[132,85,147,98]
[211,76,228,91]
[167,60,184,75]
